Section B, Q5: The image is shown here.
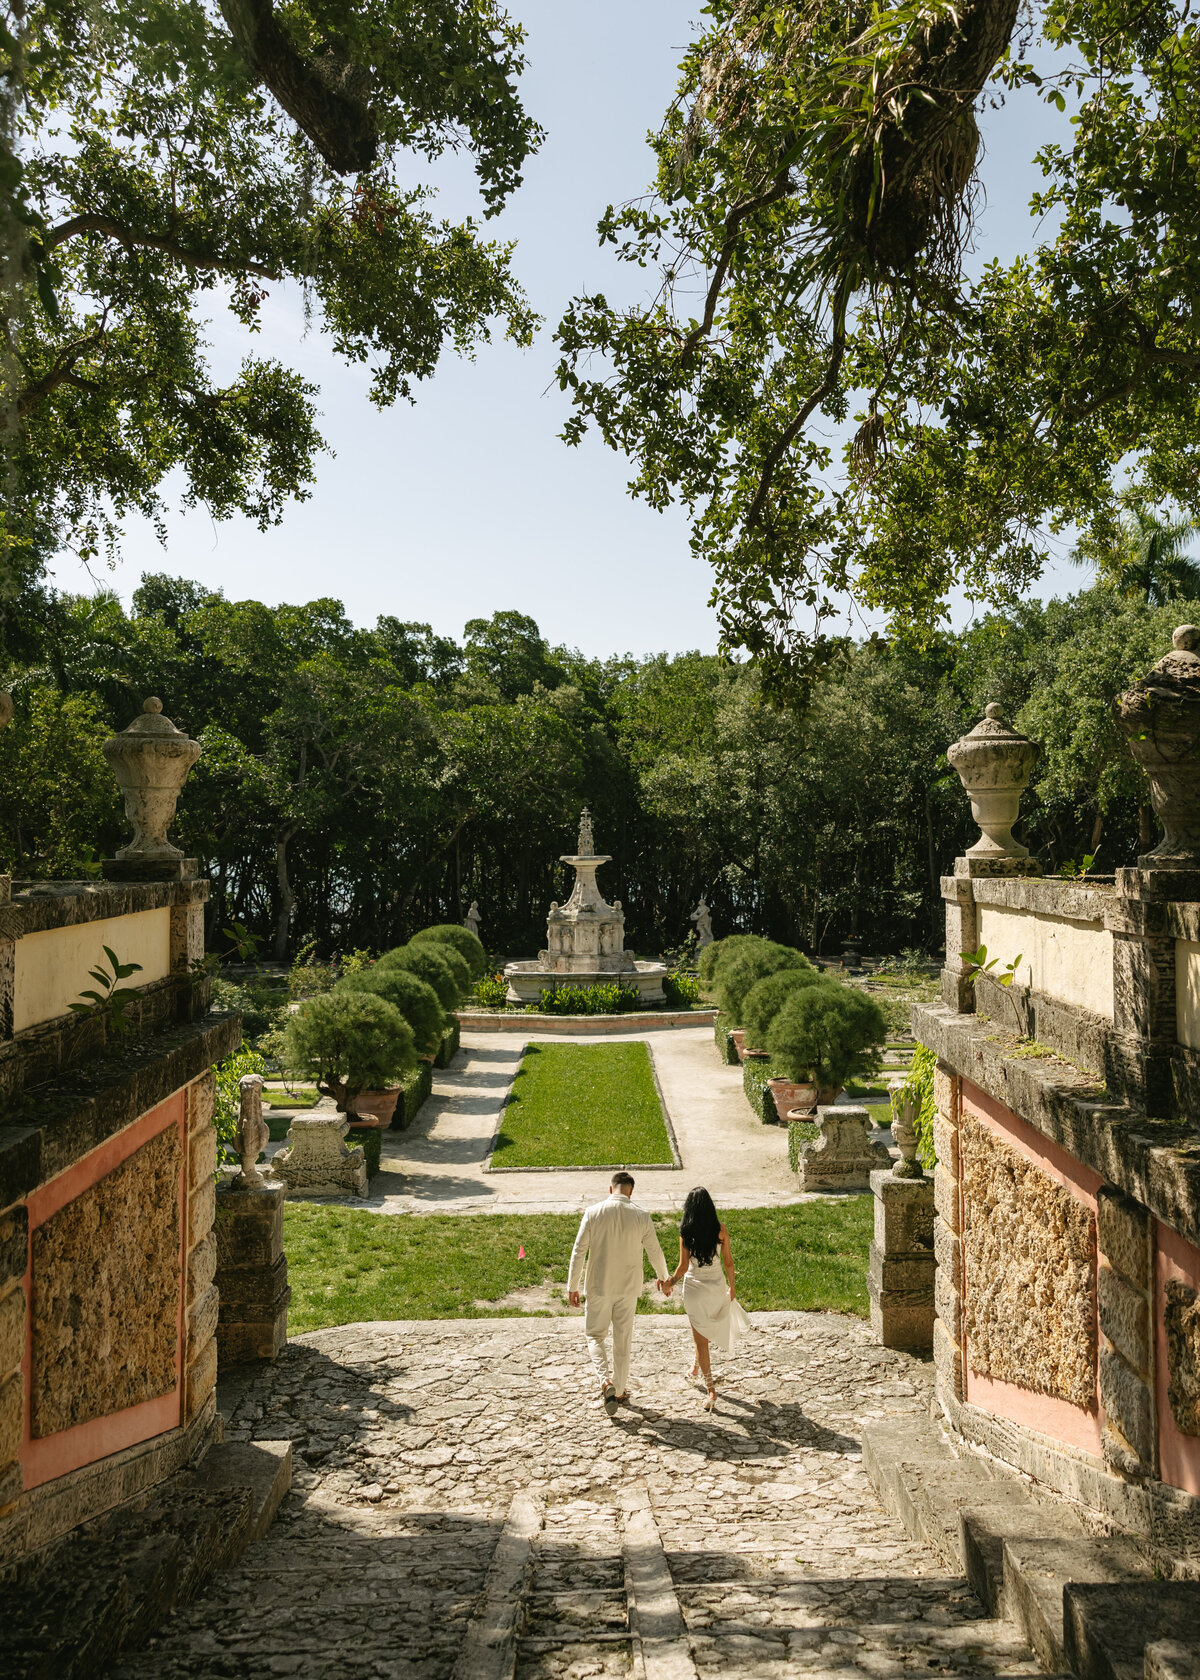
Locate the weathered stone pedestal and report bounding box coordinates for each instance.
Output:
[796,1106,890,1191]
[868,1168,935,1351]
[270,1115,368,1199]
[214,1179,290,1363]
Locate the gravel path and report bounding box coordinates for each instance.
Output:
[352,1027,865,1215]
[117,1313,1040,1679]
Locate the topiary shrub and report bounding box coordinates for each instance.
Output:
[412,922,488,980]
[715,941,811,1025]
[766,981,887,1093]
[698,933,761,986]
[284,990,417,1113]
[336,966,447,1059]
[377,941,467,1010]
[742,967,827,1050]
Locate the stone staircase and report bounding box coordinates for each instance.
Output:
[450,1478,1040,1680]
[0,1440,291,1679]
[863,1413,1200,1680]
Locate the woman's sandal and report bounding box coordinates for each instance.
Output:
[704,1388,717,1412]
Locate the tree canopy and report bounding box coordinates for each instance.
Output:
[555,0,1200,696]
[0,0,540,620]
[6,576,1191,960]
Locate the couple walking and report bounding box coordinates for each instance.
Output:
[567,1170,749,1414]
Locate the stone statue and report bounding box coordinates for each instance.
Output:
[464,901,482,940]
[102,696,202,862]
[690,897,714,949]
[577,807,595,857]
[234,1074,269,1188]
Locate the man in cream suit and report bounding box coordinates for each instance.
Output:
[568,1170,670,1414]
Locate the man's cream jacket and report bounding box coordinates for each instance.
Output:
[568,1194,668,1298]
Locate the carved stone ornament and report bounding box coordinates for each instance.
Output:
[103,696,201,860]
[1115,625,1200,868]
[947,703,1038,858]
[888,1078,923,1179]
[234,1073,269,1189]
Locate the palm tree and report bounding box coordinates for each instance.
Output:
[1074,498,1200,604]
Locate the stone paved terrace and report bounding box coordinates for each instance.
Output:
[116,1312,1043,1679]
[267,1027,892,1216]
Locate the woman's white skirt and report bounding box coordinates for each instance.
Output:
[682,1261,753,1352]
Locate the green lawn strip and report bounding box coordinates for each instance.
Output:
[865,1102,893,1127]
[282,1200,872,1334]
[263,1088,322,1111]
[490,1041,673,1169]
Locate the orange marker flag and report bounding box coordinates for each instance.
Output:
[517,1246,526,1259]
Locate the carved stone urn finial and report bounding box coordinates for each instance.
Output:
[102,696,201,861]
[577,806,595,857]
[947,702,1039,858]
[1116,624,1200,868]
[888,1078,924,1179]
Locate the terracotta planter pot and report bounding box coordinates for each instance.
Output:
[769,1079,819,1120]
[349,1088,401,1127]
[730,1030,748,1061]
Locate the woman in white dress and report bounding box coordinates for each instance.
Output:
[665,1187,749,1411]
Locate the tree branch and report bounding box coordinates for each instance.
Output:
[45,214,277,279]
[744,267,855,530]
[682,167,793,363]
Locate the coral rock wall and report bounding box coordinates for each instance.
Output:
[961,1110,1096,1406]
[30,1125,181,1437]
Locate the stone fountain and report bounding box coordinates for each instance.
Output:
[504,809,668,1004]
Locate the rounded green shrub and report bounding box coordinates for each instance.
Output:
[715,941,810,1024]
[697,933,761,985]
[337,966,446,1058]
[741,966,828,1050]
[284,990,416,1109]
[765,981,887,1092]
[411,922,487,980]
[377,940,469,1008]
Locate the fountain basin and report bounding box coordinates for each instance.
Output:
[504,958,667,1005]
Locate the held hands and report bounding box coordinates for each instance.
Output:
[569,1290,581,1308]
[656,1277,674,1298]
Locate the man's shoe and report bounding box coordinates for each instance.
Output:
[602,1385,618,1416]
[614,1392,630,1405]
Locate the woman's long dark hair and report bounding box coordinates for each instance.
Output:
[680,1187,721,1268]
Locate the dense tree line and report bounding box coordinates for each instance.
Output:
[1,575,1192,960]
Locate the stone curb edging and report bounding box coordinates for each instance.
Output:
[483,1039,684,1173]
[459,1009,716,1034]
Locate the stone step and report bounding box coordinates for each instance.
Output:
[1063,1582,1200,1680]
[1003,1536,1154,1673]
[861,1412,1196,1680]
[0,1439,291,1680]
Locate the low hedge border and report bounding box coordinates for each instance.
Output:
[345,1125,383,1177]
[788,1118,819,1172]
[436,1016,461,1068]
[394,1062,434,1129]
[741,1056,778,1123]
[714,1015,740,1065]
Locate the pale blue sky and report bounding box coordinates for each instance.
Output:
[63,4,1081,655]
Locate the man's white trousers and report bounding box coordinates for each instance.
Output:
[584,1292,637,1394]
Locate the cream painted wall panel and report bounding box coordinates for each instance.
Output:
[14,909,172,1033]
[1175,941,1200,1050]
[976,903,1114,1022]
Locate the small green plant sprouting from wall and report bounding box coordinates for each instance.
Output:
[892,1042,937,1169]
[1058,852,1099,881]
[961,944,1026,1038]
[69,946,144,1037]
